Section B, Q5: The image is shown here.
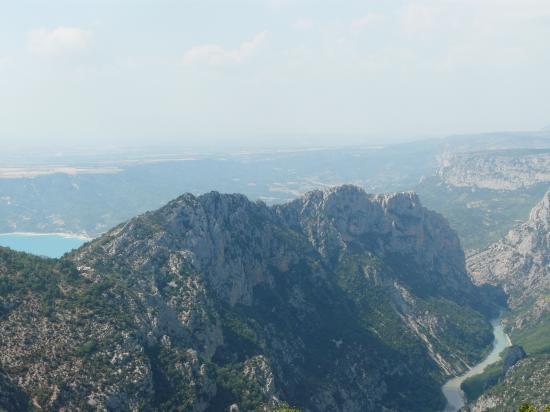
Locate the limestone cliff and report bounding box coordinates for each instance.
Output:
[438,150,550,190]
[468,191,550,327]
[465,191,550,411]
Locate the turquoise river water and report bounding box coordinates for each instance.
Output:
[441,317,511,412]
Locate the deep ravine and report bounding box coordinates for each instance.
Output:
[441,317,512,412]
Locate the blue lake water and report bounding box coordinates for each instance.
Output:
[0,233,89,258]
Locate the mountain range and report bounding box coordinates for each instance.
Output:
[0,185,499,412]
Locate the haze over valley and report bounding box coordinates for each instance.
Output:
[1,1,549,411]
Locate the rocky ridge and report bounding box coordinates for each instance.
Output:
[437,150,550,190]
[468,190,550,326]
[0,185,496,411]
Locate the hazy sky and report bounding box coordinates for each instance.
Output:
[1,0,549,148]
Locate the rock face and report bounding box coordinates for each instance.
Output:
[0,185,496,412]
[465,191,550,411]
[468,190,550,325]
[438,150,550,190]
[278,189,470,292]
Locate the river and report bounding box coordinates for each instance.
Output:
[441,317,512,412]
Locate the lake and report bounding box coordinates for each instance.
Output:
[0,233,89,258]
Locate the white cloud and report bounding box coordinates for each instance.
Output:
[28,27,93,57]
[350,13,385,33]
[182,31,269,66]
[293,19,314,30]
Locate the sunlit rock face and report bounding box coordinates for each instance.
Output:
[468,191,550,325]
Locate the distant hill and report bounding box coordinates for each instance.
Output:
[1,131,549,239]
[437,148,550,190]
[441,131,550,153]
[1,131,548,254]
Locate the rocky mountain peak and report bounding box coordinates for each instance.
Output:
[278,185,467,293]
[528,190,550,228]
[76,185,476,309]
[299,184,420,211]
[372,190,421,212]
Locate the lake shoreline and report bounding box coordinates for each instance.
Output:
[0,231,93,241]
[0,233,91,258]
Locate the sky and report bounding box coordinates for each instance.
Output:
[1,0,550,149]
